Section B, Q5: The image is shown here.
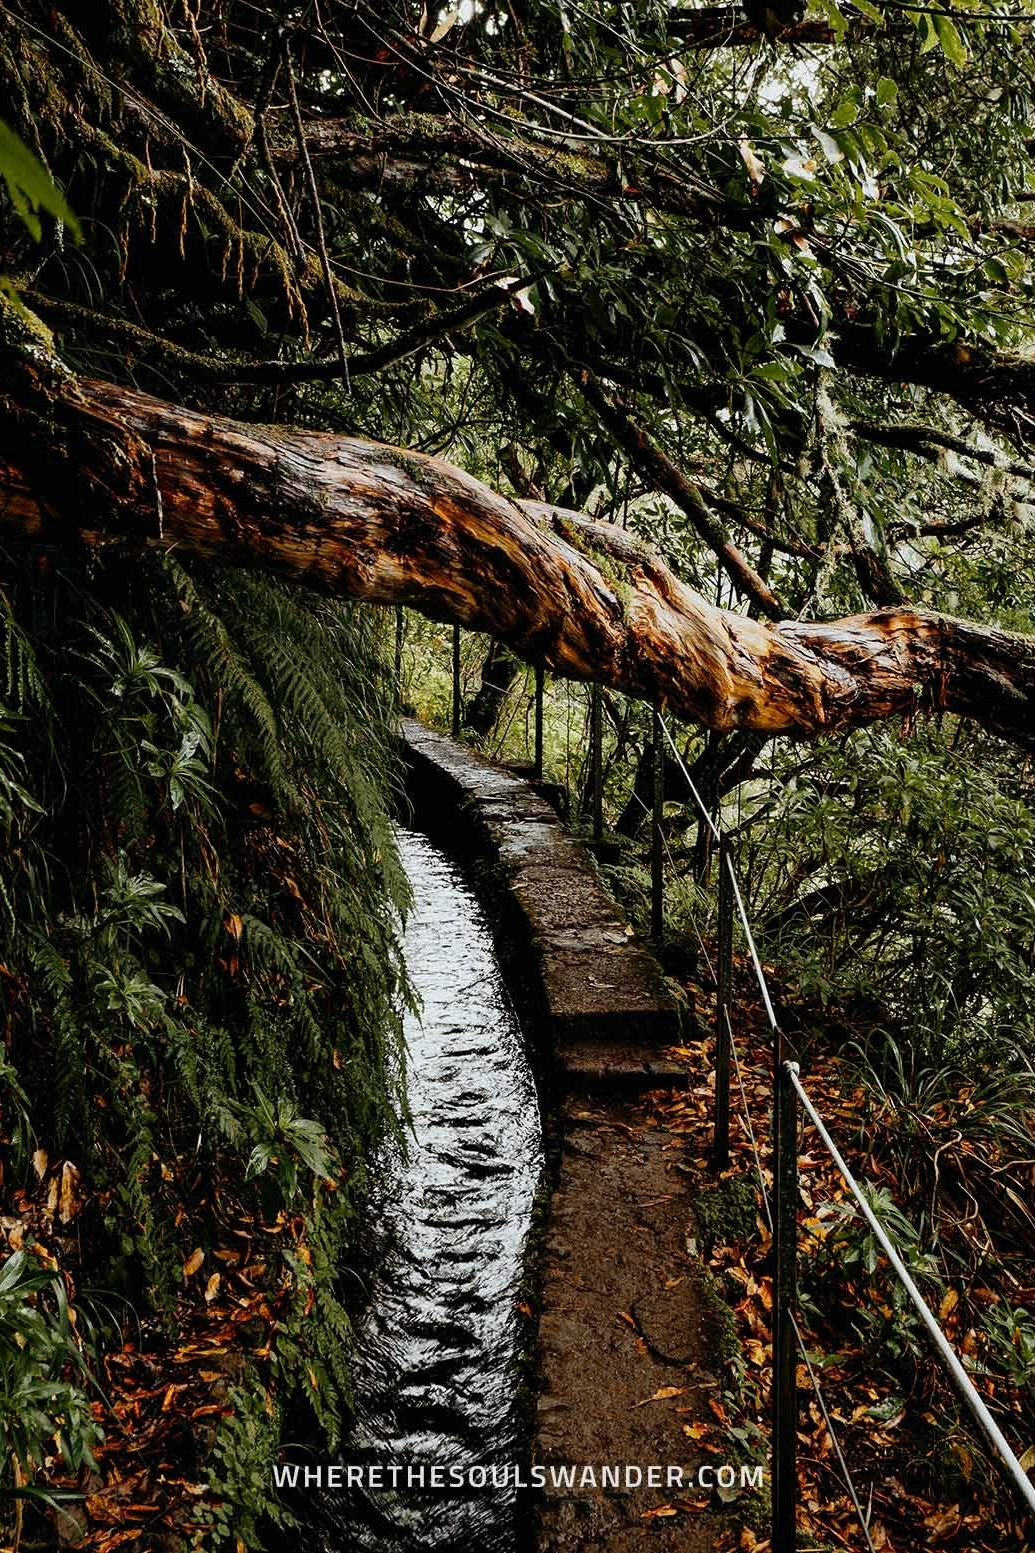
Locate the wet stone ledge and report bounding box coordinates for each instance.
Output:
[399,718,687,1093]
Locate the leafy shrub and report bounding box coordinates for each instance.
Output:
[0,545,411,1536]
[744,721,1035,1065]
[0,1250,102,1528]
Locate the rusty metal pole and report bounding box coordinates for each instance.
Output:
[651,704,664,941]
[533,665,545,780]
[772,1060,799,1553]
[451,622,461,737]
[591,684,603,841]
[713,835,733,1171]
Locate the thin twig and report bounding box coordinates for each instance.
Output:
[280,27,350,390]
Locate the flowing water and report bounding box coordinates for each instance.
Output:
[316,826,543,1552]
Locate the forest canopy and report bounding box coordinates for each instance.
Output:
[2,0,1035,740]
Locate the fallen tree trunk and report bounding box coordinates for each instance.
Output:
[2,370,1035,748]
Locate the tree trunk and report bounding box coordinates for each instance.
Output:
[465,641,522,737]
[3,368,1035,749]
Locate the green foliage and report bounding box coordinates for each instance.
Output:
[0,1250,103,1492]
[981,1303,1035,1407]
[204,1380,297,1551]
[808,1183,944,1364]
[0,116,79,243]
[749,722,1035,1053]
[240,1086,336,1204]
[847,1035,1035,1245]
[0,543,410,1535]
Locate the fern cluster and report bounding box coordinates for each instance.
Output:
[0,542,410,1541]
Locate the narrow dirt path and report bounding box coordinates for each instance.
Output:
[534,1092,727,1551]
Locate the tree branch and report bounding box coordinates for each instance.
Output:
[29,278,540,385]
[2,362,1035,750]
[667,5,890,45]
[285,115,759,230]
[829,322,1035,448]
[853,417,1035,483]
[572,365,786,618]
[281,29,350,388]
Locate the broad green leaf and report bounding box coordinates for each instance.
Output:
[0,118,80,242]
[833,126,865,165]
[917,12,940,52]
[812,0,849,38]
[847,0,886,23]
[830,97,860,130]
[933,11,968,67]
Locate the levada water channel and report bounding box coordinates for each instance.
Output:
[307,826,544,1552]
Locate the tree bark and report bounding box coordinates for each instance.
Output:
[572,366,785,618]
[3,370,1035,748]
[465,641,522,737]
[290,116,754,230]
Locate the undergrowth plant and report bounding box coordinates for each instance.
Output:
[0,544,411,1543]
[0,1250,102,1531]
[746,722,1035,1054]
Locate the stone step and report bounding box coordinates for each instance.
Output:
[555,1037,689,1091]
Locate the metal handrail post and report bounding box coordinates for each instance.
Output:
[773,1059,799,1553]
[713,834,733,1170]
[533,665,544,780]
[591,684,603,840]
[451,622,461,736]
[651,703,664,941]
